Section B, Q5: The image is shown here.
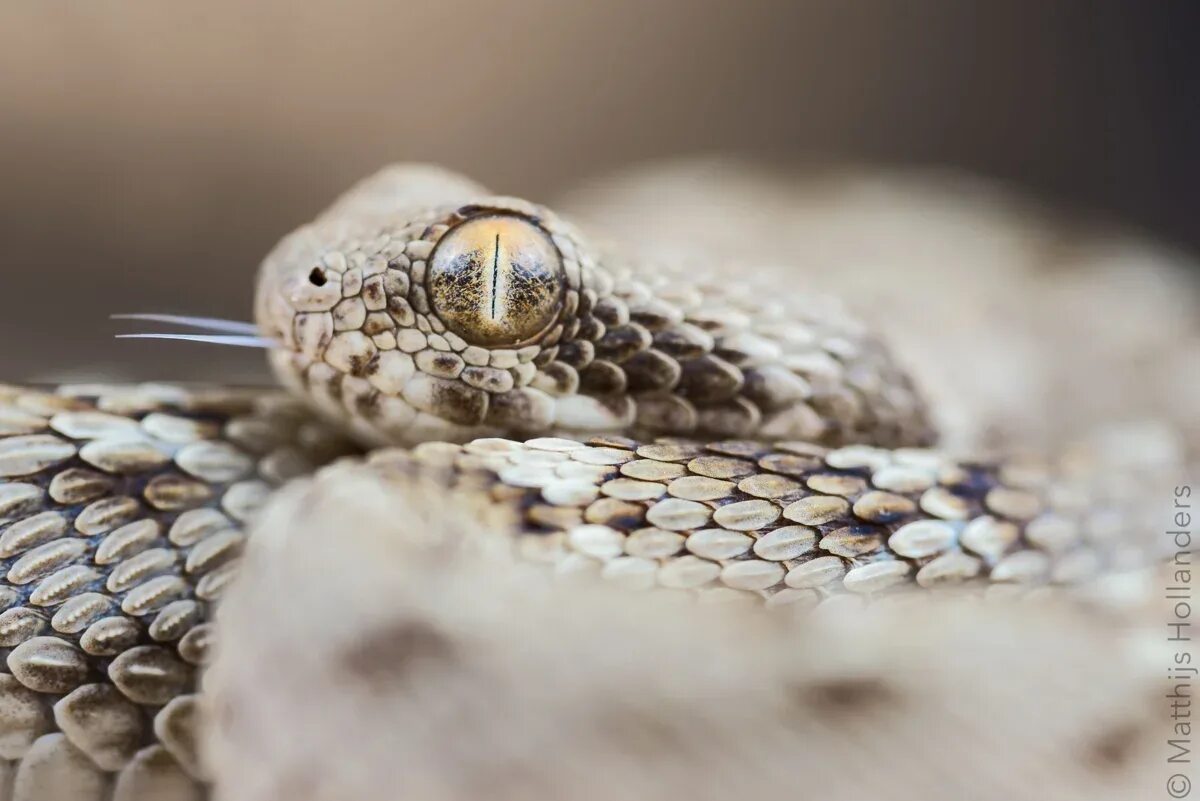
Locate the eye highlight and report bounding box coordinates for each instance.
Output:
[427,214,564,347]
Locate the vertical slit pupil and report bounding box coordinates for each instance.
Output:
[427,214,564,346]
[490,233,501,320]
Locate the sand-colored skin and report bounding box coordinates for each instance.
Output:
[0,165,1187,800]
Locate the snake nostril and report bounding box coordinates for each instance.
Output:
[308,267,328,287]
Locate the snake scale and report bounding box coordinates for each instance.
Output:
[0,165,1159,799]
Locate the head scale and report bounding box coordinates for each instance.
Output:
[255,176,624,446]
[254,165,934,450]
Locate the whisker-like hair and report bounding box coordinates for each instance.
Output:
[115,333,278,349]
[111,313,260,335]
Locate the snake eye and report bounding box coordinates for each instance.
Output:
[427,214,564,347]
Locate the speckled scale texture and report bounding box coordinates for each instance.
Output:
[0,384,353,801]
[366,433,1153,609]
[0,383,1165,798]
[0,167,1172,799]
[600,258,934,448]
[254,171,934,450]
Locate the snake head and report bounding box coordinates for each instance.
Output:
[252,165,934,449]
[255,175,630,445]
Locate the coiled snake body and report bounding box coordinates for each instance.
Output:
[0,166,1158,799]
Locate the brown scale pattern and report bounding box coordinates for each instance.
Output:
[377,434,1137,606]
[0,384,1141,799]
[258,183,934,449]
[594,261,934,448]
[0,384,352,801]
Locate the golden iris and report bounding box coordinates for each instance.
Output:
[427,214,564,347]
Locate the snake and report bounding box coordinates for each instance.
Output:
[0,164,1164,800]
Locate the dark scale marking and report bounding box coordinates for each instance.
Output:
[797,676,899,715]
[1084,720,1145,772]
[340,619,457,690]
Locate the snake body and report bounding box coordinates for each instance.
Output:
[0,166,1159,800]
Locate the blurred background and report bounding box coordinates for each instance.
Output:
[1,1,1197,386]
